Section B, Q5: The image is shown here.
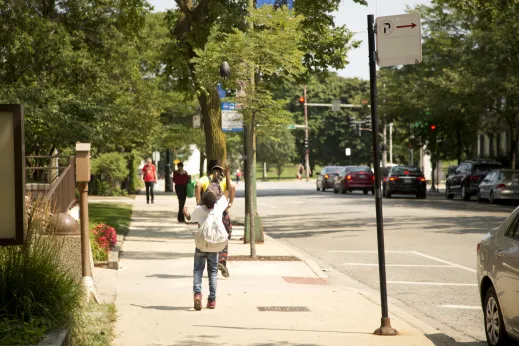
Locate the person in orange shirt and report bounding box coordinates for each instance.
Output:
[142,158,158,204]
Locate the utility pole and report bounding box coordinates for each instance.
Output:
[382,122,387,168]
[389,123,393,165]
[304,85,310,181]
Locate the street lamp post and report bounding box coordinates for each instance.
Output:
[303,85,310,181]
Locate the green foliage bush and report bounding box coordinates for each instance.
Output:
[0,197,83,345]
[91,152,129,195]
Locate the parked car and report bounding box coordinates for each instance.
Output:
[316,166,344,192]
[477,208,519,345]
[446,160,502,200]
[333,166,374,195]
[478,169,519,204]
[383,166,427,199]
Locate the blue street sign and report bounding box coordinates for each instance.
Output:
[257,0,293,9]
[217,84,226,99]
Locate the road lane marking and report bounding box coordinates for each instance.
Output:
[411,251,477,274]
[328,250,412,254]
[340,263,454,268]
[439,305,480,310]
[388,281,477,287]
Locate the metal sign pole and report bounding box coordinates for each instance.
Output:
[368,14,397,336]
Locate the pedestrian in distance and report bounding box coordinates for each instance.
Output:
[195,160,235,278]
[173,162,190,222]
[235,168,241,185]
[297,164,305,180]
[142,158,158,204]
[183,187,231,310]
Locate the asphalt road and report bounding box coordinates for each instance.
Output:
[232,180,519,344]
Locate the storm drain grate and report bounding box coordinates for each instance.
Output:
[257,306,311,312]
[282,276,328,285]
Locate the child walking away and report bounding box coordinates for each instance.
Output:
[183,188,230,311]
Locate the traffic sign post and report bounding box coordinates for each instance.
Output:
[376,13,422,67]
[332,100,341,112]
[367,12,421,336]
[221,102,243,132]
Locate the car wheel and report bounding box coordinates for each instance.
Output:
[489,190,495,204]
[461,184,471,201]
[484,286,509,346]
[372,188,375,195]
[446,185,454,199]
[422,191,427,199]
[363,190,368,195]
[340,185,346,194]
[477,189,483,203]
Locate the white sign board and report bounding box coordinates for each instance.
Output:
[376,13,422,67]
[193,115,201,129]
[332,100,341,112]
[152,151,160,163]
[345,148,351,156]
[221,102,243,132]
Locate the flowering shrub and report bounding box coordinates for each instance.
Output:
[91,224,117,254]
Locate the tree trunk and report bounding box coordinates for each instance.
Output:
[198,88,226,170]
[246,120,256,257]
[199,149,205,178]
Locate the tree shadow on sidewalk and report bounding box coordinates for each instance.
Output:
[425,333,487,346]
[130,304,192,311]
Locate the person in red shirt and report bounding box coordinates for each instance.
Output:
[173,162,190,222]
[142,158,157,204]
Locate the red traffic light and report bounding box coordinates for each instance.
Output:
[299,96,305,104]
[362,99,368,105]
[430,124,437,130]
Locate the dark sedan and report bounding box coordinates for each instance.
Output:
[316,166,344,192]
[333,166,374,195]
[383,166,427,199]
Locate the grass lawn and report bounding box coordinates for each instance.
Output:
[70,303,117,346]
[255,164,322,180]
[89,203,133,237]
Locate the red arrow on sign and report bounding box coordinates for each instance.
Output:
[397,23,417,29]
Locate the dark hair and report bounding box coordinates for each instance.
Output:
[178,162,184,167]
[202,190,218,209]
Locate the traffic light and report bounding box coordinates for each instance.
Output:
[364,116,372,128]
[347,115,355,128]
[430,124,437,131]
[299,96,305,104]
[304,138,309,148]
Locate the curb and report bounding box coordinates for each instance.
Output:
[36,329,68,346]
[108,240,123,270]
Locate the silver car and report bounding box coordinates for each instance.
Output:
[478,169,519,204]
[477,208,519,345]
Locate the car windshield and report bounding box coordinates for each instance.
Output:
[392,167,422,175]
[348,166,372,173]
[474,164,502,173]
[325,167,342,174]
[500,170,519,181]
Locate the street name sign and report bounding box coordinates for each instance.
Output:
[221,102,243,132]
[193,115,201,129]
[332,100,341,112]
[376,13,422,67]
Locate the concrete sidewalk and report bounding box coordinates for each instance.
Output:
[112,193,446,346]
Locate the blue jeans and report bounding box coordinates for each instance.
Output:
[193,248,218,300]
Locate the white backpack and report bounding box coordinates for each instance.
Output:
[195,210,228,252]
